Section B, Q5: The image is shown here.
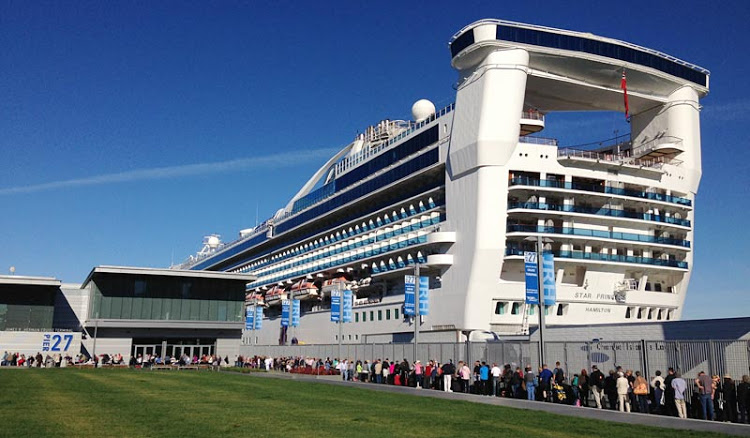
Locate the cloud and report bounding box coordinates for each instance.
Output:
[0,148,339,196]
[702,99,750,121]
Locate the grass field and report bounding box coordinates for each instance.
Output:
[0,368,728,437]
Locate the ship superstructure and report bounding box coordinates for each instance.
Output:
[178,19,708,343]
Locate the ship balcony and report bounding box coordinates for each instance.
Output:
[557,148,679,174]
[520,111,545,136]
[508,177,692,208]
[506,224,690,250]
[507,202,691,229]
[505,247,688,270]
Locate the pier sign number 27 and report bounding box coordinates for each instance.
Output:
[42,333,74,352]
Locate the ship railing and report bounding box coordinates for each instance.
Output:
[333,103,456,177]
[557,148,678,170]
[631,135,684,158]
[520,110,545,121]
[519,136,558,146]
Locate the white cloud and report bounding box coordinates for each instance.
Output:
[0,148,339,196]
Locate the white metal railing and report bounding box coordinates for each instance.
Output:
[557,148,681,169]
[519,136,558,146]
[631,136,684,158]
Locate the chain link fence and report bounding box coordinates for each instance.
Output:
[241,339,750,379]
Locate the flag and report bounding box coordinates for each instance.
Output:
[621,70,630,122]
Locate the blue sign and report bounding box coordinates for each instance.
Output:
[245,306,254,330]
[281,299,290,327]
[404,275,416,316]
[542,253,556,306]
[330,290,341,322]
[255,306,263,330]
[292,299,300,327]
[418,276,429,315]
[524,251,539,305]
[342,289,353,323]
[42,333,73,352]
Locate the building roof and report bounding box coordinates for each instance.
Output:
[80,265,256,289]
[0,275,62,287]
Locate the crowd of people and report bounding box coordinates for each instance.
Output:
[1,350,98,367]
[234,354,750,424]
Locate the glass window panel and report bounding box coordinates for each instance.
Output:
[190,300,200,320]
[209,300,219,321]
[151,298,162,320]
[109,296,123,319]
[121,297,132,320]
[132,298,142,321]
[141,298,152,319]
[161,298,170,320]
[180,299,191,320]
[218,301,227,321]
[200,300,210,320]
[100,295,112,319]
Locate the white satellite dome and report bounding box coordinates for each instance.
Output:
[411,99,436,122]
[206,235,221,248]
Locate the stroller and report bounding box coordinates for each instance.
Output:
[552,383,577,405]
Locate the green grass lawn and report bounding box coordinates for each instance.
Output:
[0,368,728,437]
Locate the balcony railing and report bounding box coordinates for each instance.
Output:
[509,177,692,206]
[506,224,690,248]
[519,136,558,146]
[507,202,691,227]
[505,248,688,269]
[557,148,678,170]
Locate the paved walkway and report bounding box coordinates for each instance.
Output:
[237,370,750,437]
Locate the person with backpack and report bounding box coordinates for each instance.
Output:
[553,361,565,385]
[634,371,650,413]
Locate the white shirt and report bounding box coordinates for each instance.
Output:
[491,366,502,377]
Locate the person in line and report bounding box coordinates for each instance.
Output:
[524,365,537,401]
[490,362,502,397]
[672,371,688,419]
[577,369,590,407]
[590,365,605,409]
[604,370,619,410]
[633,371,650,414]
[459,361,472,393]
[414,360,423,389]
[695,371,715,420]
[441,360,455,393]
[538,364,553,402]
[616,371,631,412]
[737,375,749,424]
[479,362,490,395]
[722,375,737,423]
[664,368,677,417]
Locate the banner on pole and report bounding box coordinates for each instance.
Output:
[291,299,300,327]
[542,253,556,306]
[342,289,353,323]
[281,299,290,327]
[245,306,254,330]
[524,251,539,305]
[255,306,263,330]
[418,276,429,315]
[404,275,416,316]
[330,290,341,322]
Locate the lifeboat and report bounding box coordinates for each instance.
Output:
[290,279,320,301]
[320,275,349,297]
[245,291,266,307]
[264,286,287,307]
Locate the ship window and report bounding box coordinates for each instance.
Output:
[495,302,506,315]
[654,283,662,292]
[363,312,367,322]
[386,309,391,320]
[625,307,632,319]
[637,308,643,319]
[544,305,550,316]
[378,310,382,321]
[395,308,399,320]
[647,309,653,319]
[355,312,359,323]
[556,304,567,316]
[511,303,520,315]
[666,310,672,320]
[527,306,535,315]
[370,311,374,321]
[645,282,652,291]
[657,309,663,320]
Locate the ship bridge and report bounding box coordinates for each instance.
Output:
[450,19,709,114]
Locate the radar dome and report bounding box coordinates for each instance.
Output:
[411,99,436,122]
[207,235,221,248]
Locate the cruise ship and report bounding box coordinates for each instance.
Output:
[178,19,709,344]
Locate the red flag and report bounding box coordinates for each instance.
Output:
[621,70,630,122]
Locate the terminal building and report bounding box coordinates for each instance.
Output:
[0,268,254,361]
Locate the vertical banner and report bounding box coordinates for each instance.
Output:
[342,289,353,323]
[418,276,429,315]
[281,299,290,327]
[524,251,539,305]
[255,306,263,330]
[292,299,300,327]
[245,306,254,330]
[404,275,416,316]
[330,290,341,322]
[542,252,556,306]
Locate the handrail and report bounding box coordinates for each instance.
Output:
[507,202,691,227]
[505,247,688,269]
[557,148,678,170]
[506,224,690,247]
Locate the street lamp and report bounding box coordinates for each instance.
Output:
[524,235,553,368]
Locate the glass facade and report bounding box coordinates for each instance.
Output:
[506,224,690,248]
[89,274,245,322]
[505,248,687,269]
[0,285,56,330]
[508,202,691,227]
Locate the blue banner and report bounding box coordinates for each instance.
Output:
[245,306,254,330]
[342,289,353,323]
[255,306,263,330]
[418,276,429,315]
[330,290,341,322]
[281,299,290,327]
[524,251,539,305]
[404,275,416,316]
[292,299,300,327]
[542,253,556,306]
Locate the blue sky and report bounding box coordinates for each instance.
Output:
[1,1,748,319]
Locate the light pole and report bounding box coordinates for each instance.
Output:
[525,235,553,368]
[413,263,420,363]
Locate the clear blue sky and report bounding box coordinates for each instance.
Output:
[1,1,748,320]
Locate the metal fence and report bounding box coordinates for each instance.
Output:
[241,339,750,380]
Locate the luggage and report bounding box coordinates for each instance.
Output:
[394,374,401,386]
